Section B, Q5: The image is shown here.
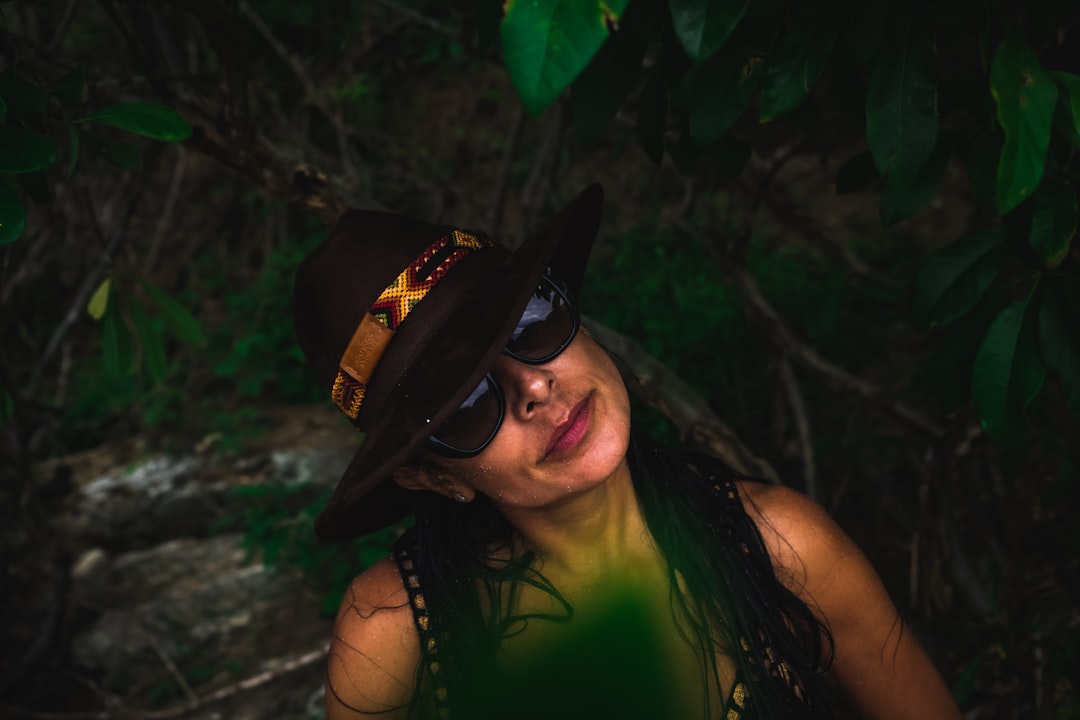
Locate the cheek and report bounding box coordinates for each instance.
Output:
[444,448,519,498]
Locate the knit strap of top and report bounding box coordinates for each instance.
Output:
[392,539,452,720]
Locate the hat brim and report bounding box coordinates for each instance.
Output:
[314,185,604,540]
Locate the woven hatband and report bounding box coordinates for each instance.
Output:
[331,230,492,422]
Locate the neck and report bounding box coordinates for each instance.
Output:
[494,458,659,584]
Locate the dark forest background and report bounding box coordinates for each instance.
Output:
[2,0,1079,717]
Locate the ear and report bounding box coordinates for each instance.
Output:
[391,464,442,492]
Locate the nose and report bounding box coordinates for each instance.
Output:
[492,356,553,420]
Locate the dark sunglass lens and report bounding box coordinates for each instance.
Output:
[506,281,574,361]
[430,376,501,453]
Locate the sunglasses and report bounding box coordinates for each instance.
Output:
[425,275,580,458]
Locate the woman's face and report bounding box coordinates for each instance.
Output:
[439,329,632,512]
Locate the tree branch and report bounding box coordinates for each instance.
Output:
[740,170,895,288]
[700,236,945,439]
[181,111,350,225]
[586,317,780,483]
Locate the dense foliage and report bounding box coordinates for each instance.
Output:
[494,0,1080,448]
[1,0,1078,716]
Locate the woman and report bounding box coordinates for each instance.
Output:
[293,186,962,719]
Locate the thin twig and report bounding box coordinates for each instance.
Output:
[143,145,188,274]
[0,643,328,720]
[519,103,566,245]
[238,0,357,178]
[48,0,81,51]
[181,108,349,224]
[148,634,199,706]
[140,643,328,720]
[369,0,455,34]
[237,1,317,98]
[96,0,150,70]
[490,104,527,237]
[740,170,894,287]
[779,357,817,501]
[29,175,139,397]
[692,227,945,439]
[53,342,72,407]
[27,233,121,397]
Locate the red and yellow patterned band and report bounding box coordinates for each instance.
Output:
[331,230,492,421]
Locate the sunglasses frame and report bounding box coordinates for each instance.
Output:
[424,275,580,459]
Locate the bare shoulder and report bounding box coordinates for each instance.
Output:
[734,481,963,719]
[735,480,889,621]
[325,556,419,720]
[733,481,855,585]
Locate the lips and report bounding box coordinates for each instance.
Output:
[545,395,591,458]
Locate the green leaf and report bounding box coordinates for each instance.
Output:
[87,277,111,320]
[52,67,85,108]
[1029,184,1077,268]
[101,290,133,378]
[880,134,950,227]
[684,39,763,147]
[0,186,26,245]
[835,151,876,195]
[570,3,649,143]
[139,277,206,345]
[131,301,168,382]
[972,295,1045,442]
[669,0,747,62]
[636,65,667,164]
[914,227,1010,327]
[989,35,1058,214]
[501,0,631,116]
[0,126,58,173]
[76,102,192,142]
[1039,285,1080,418]
[865,6,938,192]
[759,2,843,121]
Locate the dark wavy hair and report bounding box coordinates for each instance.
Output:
[399,432,836,719]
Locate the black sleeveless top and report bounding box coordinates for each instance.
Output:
[392,483,769,719]
[393,540,752,719]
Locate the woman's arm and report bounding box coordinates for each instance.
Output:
[738,482,963,719]
[325,557,420,720]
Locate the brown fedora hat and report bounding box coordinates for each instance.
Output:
[294,185,604,540]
